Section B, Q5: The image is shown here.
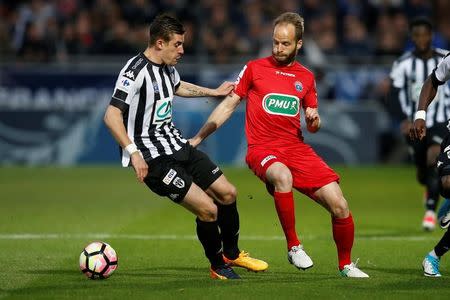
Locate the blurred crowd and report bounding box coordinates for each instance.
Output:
[0,0,450,64]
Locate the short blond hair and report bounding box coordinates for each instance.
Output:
[273,12,304,41]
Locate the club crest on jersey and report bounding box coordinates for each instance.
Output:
[263,93,299,117]
[121,79,130,87]
[294,81,303,92]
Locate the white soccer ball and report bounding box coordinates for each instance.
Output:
[79,241,118,279]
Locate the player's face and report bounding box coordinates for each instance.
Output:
[411,26,432,53]
[272,23,302,65]
[161,33,185,66]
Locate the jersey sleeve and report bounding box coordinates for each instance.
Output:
[173,67,181,90]
[109,66,139,112]
[234,63,252,99]
[434,54,450,84]
[302,78,318,108]
[389,60,405,89]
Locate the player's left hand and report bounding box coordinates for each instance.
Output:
[410,118,427,141]
[305,107,321,133]
[214,81,235,97]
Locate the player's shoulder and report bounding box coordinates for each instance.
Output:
[393,51,413,65]
[120,53,148,81]
[434,48,449,58]
[293,61,314,76]
[246,57,270,68]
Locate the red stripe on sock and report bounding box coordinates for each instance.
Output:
[274,191,300,250]
[332,212,354,270]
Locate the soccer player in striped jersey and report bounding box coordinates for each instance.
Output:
[104,14,268,280]
[411,53,450,277]
[389,17,450,231]
[190,12,368,278]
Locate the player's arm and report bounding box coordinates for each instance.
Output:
[410,73,440,141]
[104,105,148,183]
[175,80,234,98]
[304,107,321,133]
[189,93,241,147]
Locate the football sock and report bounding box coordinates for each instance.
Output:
[216,201,240,260]
[332,213,354,270]
[195,218,225,268]
[425,167,440,211]
[434,229,450,257]
[273,191,300,250]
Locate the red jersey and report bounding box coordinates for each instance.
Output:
[234,56,317,148]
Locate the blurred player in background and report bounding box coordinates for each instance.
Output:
[190,12,368,278]
[411,53,450,277]
[389,17,450,231]
[104,14,268,280]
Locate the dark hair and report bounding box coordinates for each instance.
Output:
[409,16,433,32]
[273,12,304,41]
[149,14,185,46]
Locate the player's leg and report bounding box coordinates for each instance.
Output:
[265,162,300,249]
[422,143,441,230]
[245,148,312,270]
[206,175,268,271]
[143,158,239,279]
[422,229,450,277]
[412,138,437,230]
[187,146,268,272]
[266,162,313,270]
[180,183,240,279]
[313,182,368,278]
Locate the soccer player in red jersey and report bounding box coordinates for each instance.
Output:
[190,12,368,277]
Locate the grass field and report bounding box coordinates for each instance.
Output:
[1,165,449,299]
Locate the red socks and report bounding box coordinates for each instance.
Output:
[332,213,354,270]
[273,191,300,250]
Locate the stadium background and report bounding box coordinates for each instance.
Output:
[2,1,450,298]
[1,0,450,166]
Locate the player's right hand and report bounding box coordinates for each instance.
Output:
[410,119,426,141]
[188,136,201,147]
[130,152,148,183]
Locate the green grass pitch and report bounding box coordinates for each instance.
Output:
[1,165,449,299]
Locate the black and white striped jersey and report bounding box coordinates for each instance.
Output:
[390,48,450,128]
[110,53,187,167]
[433,53,450,84]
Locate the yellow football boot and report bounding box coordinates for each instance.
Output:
[223,251,268,272]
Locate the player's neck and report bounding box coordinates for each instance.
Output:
[414,48,433,60]
[143,47,164,65]
[271,55,296,67]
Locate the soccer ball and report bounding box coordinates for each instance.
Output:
[79,241,118,279]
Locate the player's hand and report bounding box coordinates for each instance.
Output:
[188,136,202,148]
[410,119,426,141]
[305,107,321,133]
[130,151,148,183]
[214,81,234,97]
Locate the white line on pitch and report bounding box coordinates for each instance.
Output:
[0,233,437,241]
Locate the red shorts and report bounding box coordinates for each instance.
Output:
[245,144,340,200]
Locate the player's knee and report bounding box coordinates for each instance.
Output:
[272,171,293,190]
[330,197,349,218]
[220,184,237,205]
[197,204,218,222]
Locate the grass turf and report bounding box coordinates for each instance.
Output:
[0,165,449,299]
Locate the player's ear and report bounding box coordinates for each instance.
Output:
[155,39,164,50]
[296,39,303,51]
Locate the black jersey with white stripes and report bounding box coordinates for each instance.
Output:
[390,48,450,128]
[110,53,187,166]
